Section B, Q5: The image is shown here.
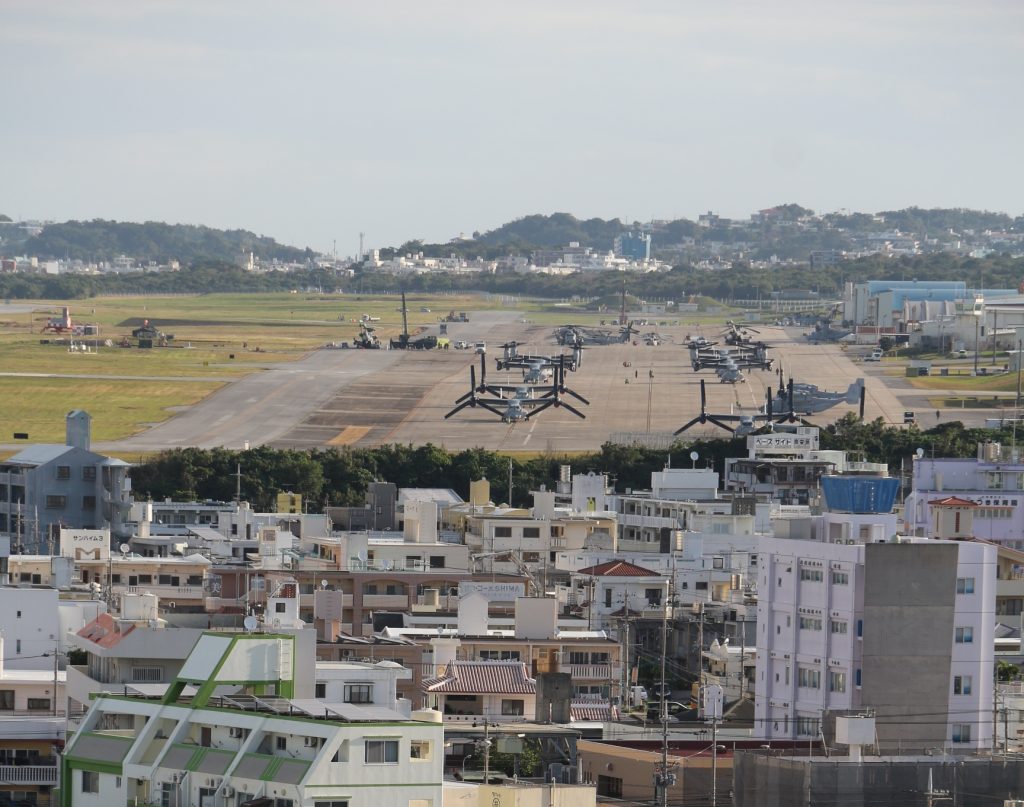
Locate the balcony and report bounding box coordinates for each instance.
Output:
[0,764,59,785]
[997,577,1024,599]
[567,664,616,680]
[120,584,204,602]
[362,594,410,608]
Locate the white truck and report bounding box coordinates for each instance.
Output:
[865,349,883,362]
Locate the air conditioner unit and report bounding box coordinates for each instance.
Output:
[222,785,235,797]
[229,727,244,738]
[303,736,319,747]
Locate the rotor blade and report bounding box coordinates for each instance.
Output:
[859,383,866,421]
[706,417,737,433]
[525,399,555,419]
[455,364,477,403]
[556,399,586,419]
[674,417,703,436]
[700,379,707,414]
[563,387,590,405]
[445,399,474,419]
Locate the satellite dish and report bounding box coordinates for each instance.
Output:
[243,615,258,633]
[689,451,699,461]
[321,579,329,589]
[119,543,130,555]
[916,448,925,459]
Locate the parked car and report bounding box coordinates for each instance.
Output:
[904,411,917,425]
[865,349,883,362]
[646,701,687,720]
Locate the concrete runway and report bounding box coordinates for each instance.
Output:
[85,315,989,454]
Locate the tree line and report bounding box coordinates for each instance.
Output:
[128,417,1012,512]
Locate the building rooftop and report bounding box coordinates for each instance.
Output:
[424,660,536,695]
[576,560,664,577]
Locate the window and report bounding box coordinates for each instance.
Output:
[480,650,520,661]
[494,527,512,538]
[83,496,96,510]
[83,466,97,480]
[856,620,863,638]
[344,684,373,704]
[955,626,974,644]
[523,527,541,539]
[799,616,822,631]
[956,577,975,594]
[45,495,66,509]
[315,683,327,698]
[501,699,525,716]
[830,620,848,635]
[799,568,823,582]
[855,669,861,688]
[316,802,350,807]
[429,555,445,569]
[82,770,99,793]
[522,552,540,563]
[828,672,846,693]
[831,571,849,585]
[56,466,71,480]
[645,588,663,605]
[410,740,432,760]
[796,717,819,737]
[276,736,287,751]
[365,739,399,764]
[695,581,708,591]
[274,800,294,807]
[953,675,972,695]
[597,776,623,798]
[952,724,972,743]
[132,667,162,682]
[275,602,287,613]
[0,690,14,710]
[798,668,820,689]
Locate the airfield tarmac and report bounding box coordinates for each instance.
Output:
[93,313,938,454]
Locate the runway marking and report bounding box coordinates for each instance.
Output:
[327,426,372,445]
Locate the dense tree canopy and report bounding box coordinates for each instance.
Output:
[22,219,312,263]
[128,419,1014,512]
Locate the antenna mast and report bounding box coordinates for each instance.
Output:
[234,463,242,503]
[619,278,628,326]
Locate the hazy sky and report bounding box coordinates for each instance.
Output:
[3,1,1022,253]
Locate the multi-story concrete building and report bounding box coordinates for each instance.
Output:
[0,411,131,549]
[755,475,996,752]
[906,441,1024,548]
[62,630,443,807]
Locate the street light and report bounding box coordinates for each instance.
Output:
[973,298,984,376]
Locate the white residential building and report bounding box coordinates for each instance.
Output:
[755,475,996,752]
[63,631,443,807]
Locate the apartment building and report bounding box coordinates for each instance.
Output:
[0,411,131,548]
[62,631,443,807]
[906,441,1024,547]
[755,475,996,752]
[0,649,66,807]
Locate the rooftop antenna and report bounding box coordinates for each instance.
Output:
[619,278,628,327]
[358,232,365,261]
[234,462,242,503]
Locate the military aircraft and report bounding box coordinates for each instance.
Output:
[806,304,852,343]
[714,360,746,384]
[445,365,586,423]
[496,342,583,373]
[675,379,776,436]
[691,344,774,372]
[722,321,763,346]
[554,322,638,347]
[769,375,865,416]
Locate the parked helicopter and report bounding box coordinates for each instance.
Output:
[496,342,583,374]
[554,321,638,347]
[445,364,586,423]
[690,344,774,372]
[768,366,865,415]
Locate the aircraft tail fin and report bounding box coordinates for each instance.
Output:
[846,378,865,404]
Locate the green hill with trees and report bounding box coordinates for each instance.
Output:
[23,219,312,263]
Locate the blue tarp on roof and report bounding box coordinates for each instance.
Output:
[821,476,900,514]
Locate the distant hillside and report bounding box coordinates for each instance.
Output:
[23,219,312,263]
[474,213,627,251]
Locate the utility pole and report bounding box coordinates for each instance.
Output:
[658,576,670,807]
[483,720,491,785]
[234,463,243,504]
